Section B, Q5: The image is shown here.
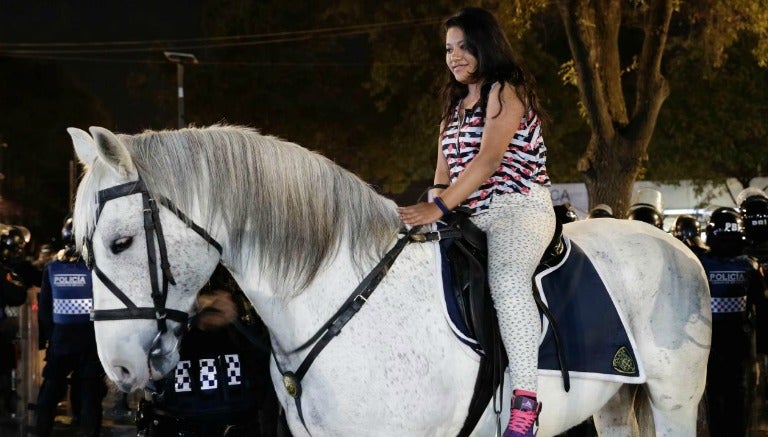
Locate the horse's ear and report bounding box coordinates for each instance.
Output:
[88,126,136,177]
[67,127,99,167]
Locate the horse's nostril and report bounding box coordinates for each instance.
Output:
[113,365,131,381]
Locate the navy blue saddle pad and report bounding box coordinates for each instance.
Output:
[535,237,644,382]
[442,236,645,383]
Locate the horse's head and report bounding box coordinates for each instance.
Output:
[69,126,222,392]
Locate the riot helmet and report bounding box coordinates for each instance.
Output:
[672,215,700,240]
[706,207,746,257]
[587,204,614,219]
[1,226,27,261]
[59,215,79,261]
[628,188,664,229]
[627,205,664,229]
[554,203,578,224]
[61,216,74,246]
[737,188,768,247]
[672,215,708,253]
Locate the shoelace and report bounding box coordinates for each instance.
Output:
[508,406,537,433]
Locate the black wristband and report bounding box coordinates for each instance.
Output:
[433,196,451,215]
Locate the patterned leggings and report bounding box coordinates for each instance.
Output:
[471,184,555,393]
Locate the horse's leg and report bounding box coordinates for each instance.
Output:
[592,385,640,437]
[644,379,701,437]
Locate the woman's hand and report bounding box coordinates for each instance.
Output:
[397,202,443,226]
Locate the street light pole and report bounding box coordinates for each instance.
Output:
[163,51,199,128]
[0,141,7,201]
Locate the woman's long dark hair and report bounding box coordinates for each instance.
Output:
[440,7,546,125]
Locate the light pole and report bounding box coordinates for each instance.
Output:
[0,141,7,201]
[164,51,198,128]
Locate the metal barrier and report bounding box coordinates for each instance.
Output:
[4,292,45,436]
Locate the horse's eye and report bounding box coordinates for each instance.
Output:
[110,237,133,254]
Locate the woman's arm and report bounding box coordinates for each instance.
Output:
[398,83,524,225]
[430,121,450,201]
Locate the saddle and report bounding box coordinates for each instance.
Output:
[438,208,565,357]
[435,208,566,437]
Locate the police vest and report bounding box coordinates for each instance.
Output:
[48,260,93,325]
[152,326,263,420]
[699,254,754,317]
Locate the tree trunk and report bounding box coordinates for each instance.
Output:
[556,0,673,217]
[580,134,644,218]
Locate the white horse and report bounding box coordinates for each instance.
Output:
[69,125,711,436]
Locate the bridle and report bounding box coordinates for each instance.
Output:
[84,176,222,347]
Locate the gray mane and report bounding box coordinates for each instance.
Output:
[75,125,401,295]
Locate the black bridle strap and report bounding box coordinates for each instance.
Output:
[96,179,145,221]
[91,265,188,323]
[88,177,222,331]
[273,229,416,434]
[142,193,167,332]
[92,266,140,310]
[157,197,223,254]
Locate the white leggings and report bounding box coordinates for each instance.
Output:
[470,184,555,393]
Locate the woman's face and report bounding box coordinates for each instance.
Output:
[445,26,478,85]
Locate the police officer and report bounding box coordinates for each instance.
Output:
[135,264,281,437]
[738,188,768,400]
[35,217,106,437]
[671,214,709,256]
[627,188,664,229]
[699,207,767,437]
[739,187,768,262]
[0,257,26,419]
[1,226,42,288]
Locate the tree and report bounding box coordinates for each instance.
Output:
[551,0,768,215]
[340,1,768,214]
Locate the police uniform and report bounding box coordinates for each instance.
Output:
[36,257,106,437]
[0,264,26,416]
[136,266,281,437]
[699,251,766,437]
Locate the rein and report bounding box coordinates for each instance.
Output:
[86,177,222,343]
[273,227,418,434]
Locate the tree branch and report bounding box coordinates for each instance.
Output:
[595,0,627,126]
[629,0,673,142]
[556,0,615,141]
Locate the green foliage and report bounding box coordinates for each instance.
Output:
[649,36,768,182]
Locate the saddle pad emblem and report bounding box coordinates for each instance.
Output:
[612,346,637,374]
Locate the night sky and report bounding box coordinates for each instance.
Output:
[0,0,205,131]
[0,1,209,245]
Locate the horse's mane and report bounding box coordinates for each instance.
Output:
[74,125,402,295]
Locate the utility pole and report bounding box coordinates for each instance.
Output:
[0,140,7,201]
[163,51,198,128]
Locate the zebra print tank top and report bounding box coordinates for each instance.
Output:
[441,100,550,215]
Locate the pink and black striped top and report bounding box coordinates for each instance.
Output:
[441,100,550,215]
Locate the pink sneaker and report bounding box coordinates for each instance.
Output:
[503,390,541,437]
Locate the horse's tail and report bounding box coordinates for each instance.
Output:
[634,386,655,437]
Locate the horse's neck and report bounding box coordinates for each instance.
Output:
[234,243,375,351]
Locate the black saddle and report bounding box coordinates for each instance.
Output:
[439,208,565,354]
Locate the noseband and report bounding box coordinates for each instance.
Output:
[85,177,222,337]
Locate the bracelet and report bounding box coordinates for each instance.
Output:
[433,196,451,215]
